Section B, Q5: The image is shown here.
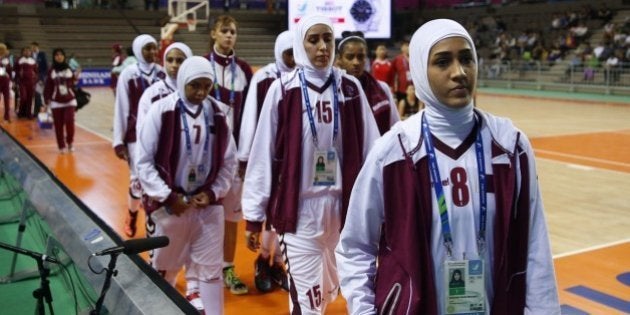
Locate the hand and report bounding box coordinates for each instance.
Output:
[114,146,129,161]
[238,162,247,180]
[190,192,210,208]
[169,194,190,216]
[245,230,260,252]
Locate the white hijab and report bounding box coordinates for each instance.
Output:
[132,34,157,67]
[274,30,294,73]
[176,56,213,105]
[293,15,335,84]
[409,19,478,147]
[162,42,193,87]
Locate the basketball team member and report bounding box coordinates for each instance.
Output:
[241,15,379,314]
[113,34,164,238]
[336,32,399,135]
[238,30,294,293]
[335,19,560,314]
[137,42,193,130]
[205,14,253,295]
[15,46,37,119]
[136,56,237,314]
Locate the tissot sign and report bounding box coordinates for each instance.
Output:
[288,0,391,39]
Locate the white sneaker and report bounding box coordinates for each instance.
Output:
[185,292,205,314]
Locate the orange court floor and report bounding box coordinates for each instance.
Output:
[1,88,629,314]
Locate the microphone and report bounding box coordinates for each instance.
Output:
[0,241,60,264]
[92,236,169,256]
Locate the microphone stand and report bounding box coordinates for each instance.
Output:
[90,253,119,315]
[33,258,54,315]
[0,242,55,315]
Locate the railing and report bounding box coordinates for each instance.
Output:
[479,60,630,95]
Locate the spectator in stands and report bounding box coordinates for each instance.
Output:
[597,4,612,23]
[392,39,411,102]
[371,43,394,92]
[205,14,253,296]
[44,48,77,154]
[0,43,12,123]
[604,49,623,83]
[110,43,125,95]
[583,52,598,82]
[31,42,47,117]
[15,46,37,119]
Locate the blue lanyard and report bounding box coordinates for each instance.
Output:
[209,53,236,106]
[178,99,210,168]
[137,63,156,91]
[421,113,487,258]
[298,69,339,148]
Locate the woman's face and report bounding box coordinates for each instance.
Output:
[454,271,461,280]
[164,48,186,79]
[282,49,296,69]
[54,51,65,63]
[337,41,367,78]
[406,84,415,97]
[185,77,213,105]
[427,37,476,109]
[303,24,334,69]
[212,22,237,53]
[142,43,158,64]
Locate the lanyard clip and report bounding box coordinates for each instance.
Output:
[477,237,486,256]
[445,240,454,259]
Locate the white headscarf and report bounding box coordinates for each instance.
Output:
[132,34,157,66]
[409,19,477,147]
[293,15,335,83]
[162,42,193,87]
[177,56,213,105]
[274,30,294,73]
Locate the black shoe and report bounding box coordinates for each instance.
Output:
[254,255,273,293]
[270,262,289,292]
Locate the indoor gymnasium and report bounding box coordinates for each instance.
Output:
[0,0,628,314]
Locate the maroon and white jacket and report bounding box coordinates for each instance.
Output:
[43,68,76,107]
[204,49,253,146]
[242,68,380,234]
[136,92,237,215]
[336,110,559,314]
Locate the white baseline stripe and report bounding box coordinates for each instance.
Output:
[553,238,630,259]
[535,148,630,168]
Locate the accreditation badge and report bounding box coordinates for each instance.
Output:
[312,149,337,186]
[0,67,5,76]
[186,166,197,191]
[444,259,485,315]
[58,83,68,96]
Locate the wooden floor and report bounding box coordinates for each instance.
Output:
[1,87,629,314]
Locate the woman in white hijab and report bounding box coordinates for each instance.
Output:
[336,19,560,315]
[136,56,237,315]
[136,42,193,133]
[241,15,379,314]
[114,34,165,238]
[238,29,295,294]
